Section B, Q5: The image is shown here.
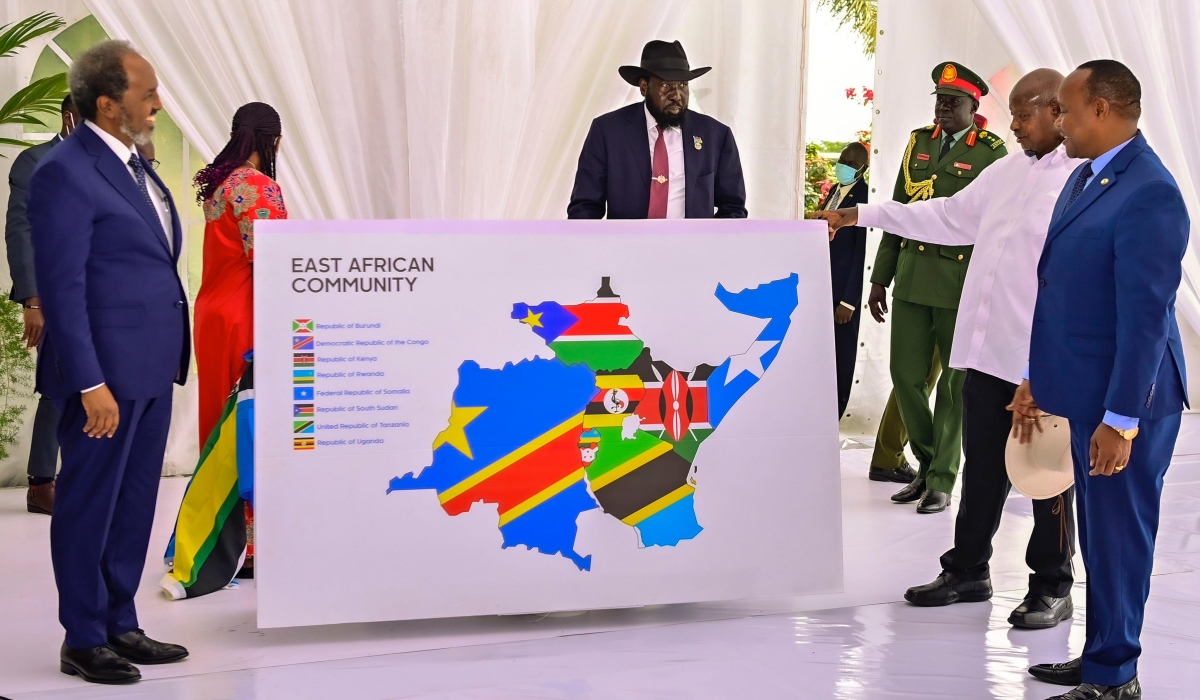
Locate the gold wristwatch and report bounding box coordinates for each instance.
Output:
[1111,426,1139,440]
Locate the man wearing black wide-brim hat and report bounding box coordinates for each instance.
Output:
[567,40,747,219]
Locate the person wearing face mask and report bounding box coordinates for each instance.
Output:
[567,40,747,219]
[822,142,870,418]
[860,62,1008,514]
[4,94,82,515]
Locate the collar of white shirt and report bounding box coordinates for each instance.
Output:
[644,104,680,136]
[84,120,140,169]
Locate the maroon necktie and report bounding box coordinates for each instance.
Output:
[647,126,668,218]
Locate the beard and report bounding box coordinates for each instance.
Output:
[645,97,686,129]
[118,106,154,148]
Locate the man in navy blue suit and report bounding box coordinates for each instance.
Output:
[28,41,191,684]
[1011,60,1189,700]
[567,40,747,219]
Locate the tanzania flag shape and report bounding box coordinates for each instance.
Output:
[293,352,314,367]
[388,358,599,570]
[293,335,314,351]
[293,369,314,384]
[161,360,255,600]
[293,319,314,333]
[293,420,315,434]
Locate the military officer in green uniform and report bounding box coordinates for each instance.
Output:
[868,62,1007,513]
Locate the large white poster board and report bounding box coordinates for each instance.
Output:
[254,219,842,628]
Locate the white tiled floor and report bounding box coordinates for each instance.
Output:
[3,419,1199,699]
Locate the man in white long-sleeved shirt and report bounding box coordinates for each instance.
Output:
[815,69,1085,629]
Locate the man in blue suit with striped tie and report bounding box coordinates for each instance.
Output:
[1010,60,1189,700]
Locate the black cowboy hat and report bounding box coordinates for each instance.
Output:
[618,40,711,86]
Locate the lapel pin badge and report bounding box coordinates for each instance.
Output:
[655,175,667,184]
[1100,178,1110,185]
[693,136,703,150]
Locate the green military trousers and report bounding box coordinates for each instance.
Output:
[870,346,941,470]
[889,299,963,494]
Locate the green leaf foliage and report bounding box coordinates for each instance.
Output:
[0,12,66,58]
[818,0,878,56]
[0,294,34,460]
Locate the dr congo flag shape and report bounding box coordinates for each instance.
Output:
[161,356,255,600]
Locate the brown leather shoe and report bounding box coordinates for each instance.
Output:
[27,477,54,515]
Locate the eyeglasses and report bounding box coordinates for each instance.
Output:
[148,159,160,170]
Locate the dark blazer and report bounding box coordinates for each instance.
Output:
[826,177,869,308]
[5,135,61,302]
[1030,132,1189,423]
[28,124,190,400]
[567,102,747,219]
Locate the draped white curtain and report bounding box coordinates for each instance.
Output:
[972,0,1200,350]
[77,0,808,474]
[84,0,808,221]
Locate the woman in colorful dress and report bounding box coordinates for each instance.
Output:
[192,103,286,575]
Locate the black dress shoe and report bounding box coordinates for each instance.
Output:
[869,463,918,483]
[60,643,140,684]
[1010,594,1073,629]
[1044,678,1141,700]
[891,478,926,503]
[108,629,188,665]
[904,571,992,606]
[915,489,951,514]
[1030,657,1081,686]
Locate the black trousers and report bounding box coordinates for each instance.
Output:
[940,369,1075,597]
[27,395,60,478]
[834,309,861,418]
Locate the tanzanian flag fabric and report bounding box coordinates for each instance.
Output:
[161,359,255,600]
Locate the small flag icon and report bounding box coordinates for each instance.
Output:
[294,437,315,450]
[294,403,314,417]
[293,335,314,351]
[293,369,314,385]
[293,352,315,367]
[294,420,315,434]
[293,319,314,333]
[294,387,314,401]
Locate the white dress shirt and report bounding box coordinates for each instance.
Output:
[81,121,175,395]
[644,105,686,218]
[84,120,172,253]
[858,144,1084,385]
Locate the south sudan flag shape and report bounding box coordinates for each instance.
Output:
[161,360,255,600]
[513,279,644,371]
[294,403,314,417]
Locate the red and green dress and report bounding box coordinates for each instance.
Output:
[195,167,287,445]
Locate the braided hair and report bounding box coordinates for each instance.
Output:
[193,102,282,203]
